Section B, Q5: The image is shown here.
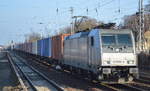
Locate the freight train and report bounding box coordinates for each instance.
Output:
[13,29,139,83]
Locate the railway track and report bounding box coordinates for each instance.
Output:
[135,78,150,85]
[140,72,150,80]
[140,72,150,76]
[7,52,28,91]
[90,80,150,91]
[14,51,150,91]
[100,73,150,91]
[131,70,150,86]
[101,83,142,91]
[97,72,150,91]
[8,52,64,91]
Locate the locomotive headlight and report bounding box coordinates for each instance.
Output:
[107,61,111,64]
[103,60,111,65]
[127,60,134,64]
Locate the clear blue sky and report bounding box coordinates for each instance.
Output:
[0,0,148,45]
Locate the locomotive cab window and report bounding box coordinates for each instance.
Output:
[117,34,132,46]
[101,35,116,46]
[91,37,94,46]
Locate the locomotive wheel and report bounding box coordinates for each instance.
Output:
[128,76,133,82]
[98,75,103,80]
[118,78,125,83]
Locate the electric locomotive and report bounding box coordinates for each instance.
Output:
[62,29,138,82]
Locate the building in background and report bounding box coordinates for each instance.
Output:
[0,45,3,51]
[144,30,150,53]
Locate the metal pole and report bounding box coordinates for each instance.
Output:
[141,0,145,51]
[139,0,142,51]
[139,0,144,51]
[70,7,74,34]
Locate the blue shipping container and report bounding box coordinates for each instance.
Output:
[37,40,43,56]
[37,38,52,57]
[42,37,52,57]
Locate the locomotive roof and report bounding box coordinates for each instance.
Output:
[65,29,132,40]
[100,29,132,34]
[65,31,89,40]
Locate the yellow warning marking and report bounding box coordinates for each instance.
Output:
[100,83,121,91]
[92,80,97,83]
[121,83,145,91]
[133,81,150,88]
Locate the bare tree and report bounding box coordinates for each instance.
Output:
[123,15,139,32]
[59,26,72,34]
[144,14,150,31]
[123,14,150,32]
[123,1,150,32]
[59,17,102,34]
[145,0,150,12]
[74,17,98,32]
[25,32,41,42]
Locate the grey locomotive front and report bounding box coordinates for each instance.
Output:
[100,29,138,82]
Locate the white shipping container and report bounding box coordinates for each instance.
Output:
[32,41,37,55]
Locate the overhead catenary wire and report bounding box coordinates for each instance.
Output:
[54,0,139,30]
[109,8,138,23]
[55,0,117,19]
[53,0,120,31]
[118,0,121,13]
[53,0,116,17]
[86,8,89,15]
[81,0,117,15]
[56,8,59,14]
[97,0,116,8]
[101,0,138,24]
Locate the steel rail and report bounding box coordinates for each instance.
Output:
[10,52,64,91]
[7,52,28,91]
